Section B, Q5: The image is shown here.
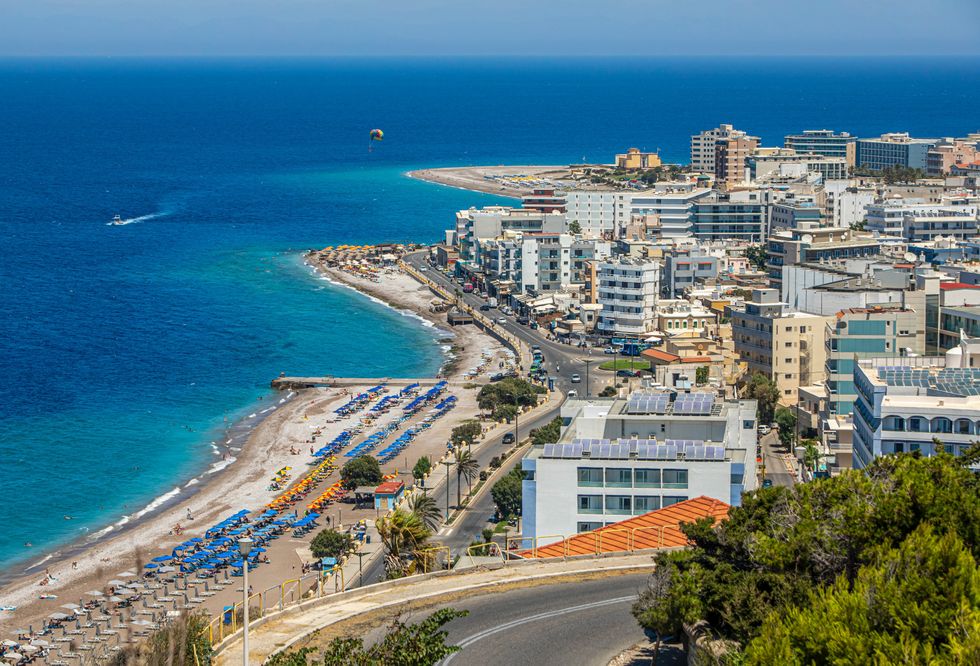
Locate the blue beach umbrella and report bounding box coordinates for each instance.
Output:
[151,555,172,563]
[143,563,158,569]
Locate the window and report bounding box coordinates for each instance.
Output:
[908,417,926,432]
[578,495,603,514]
[634,469,661,488]
[577,522,603,533]
[605,468,632,488]
[931,417,952,434]
[605,495,632,515]
[633,496,661,513]
[662,469,689,489]
[662,496,688,507]
[577,467,603,487]
[956,419,972,435]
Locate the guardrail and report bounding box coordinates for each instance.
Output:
[203,567,344,645]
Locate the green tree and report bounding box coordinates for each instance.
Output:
[450,420,482,448]
[744,244,768,271]
[742,372,780,424]
[412,456,432,487]
[490,468,523,519]
[633,556,704,666]
[598,385,618,397]
[310,528,355,560]
[407,492,441,533]
[530,415,562,447]
[745,526,980,665]
[316,608,468,666]
[568,219,582,234]
[695,366,709,386]
[774,406,796,448]
[477,378,543,419]
[454,448,480,506]
[340,454,382,491]
[631,449,980,650]
[377,508,431,579]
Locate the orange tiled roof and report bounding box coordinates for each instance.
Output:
[642,348,680,363]
[521,496,730,558]
[374,480,404,495]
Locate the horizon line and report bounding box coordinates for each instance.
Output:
[1,53,979,60]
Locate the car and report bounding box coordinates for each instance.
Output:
[603,347,618,354]
[758,424,771,435]
[762,479,774,488]
[566,389,578,398]
[479,304,492,311]
[570,374,581,383]
[502,433,516,444]
[497,317,507,324]
[419,266,427,272]
[531,345,540,351]
[516,316,530,325]
[616,369,641,378]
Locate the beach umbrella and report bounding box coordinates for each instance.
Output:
[18,646,37,655]
[108,580,127,586]
[47,613,69,620]
[158,566,176,573]
[0,642,16,648]
[151,555,172,563]
[85,590,104,596]
[2,652,23,662]
[28,640,48,648]
[143,563,159,569]
[188,537,203,543]
[59,604,79,611]
[109,597,125,603]
[117,571,137,578]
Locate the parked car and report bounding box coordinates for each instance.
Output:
[497,317,507,324]
[517,316,530,325]
[616,369,641,378]
[502,433,516,444]
[480,304,492,311]
[762,478,774,488]
[567,389,578,398]
[759,424,771,435]
[603,346,620,354]
[570,374,581,383]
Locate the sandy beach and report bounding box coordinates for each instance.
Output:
[407,165,574,198]
[0,259,511,647]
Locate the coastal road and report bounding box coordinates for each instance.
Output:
[360,573,652,666]
[354,401,560,587]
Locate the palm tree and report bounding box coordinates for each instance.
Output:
[408,493,441,533]
[377,509,431,578]
[454,449,480,507]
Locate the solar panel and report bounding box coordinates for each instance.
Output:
[542,443,556,457]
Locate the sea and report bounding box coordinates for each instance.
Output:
[1,57,978,575]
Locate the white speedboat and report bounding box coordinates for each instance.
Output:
[111,214,124,225]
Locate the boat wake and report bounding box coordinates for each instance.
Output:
[107,211,169,226]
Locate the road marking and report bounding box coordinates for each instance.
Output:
[441,594,637,663]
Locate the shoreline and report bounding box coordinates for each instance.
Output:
[406,165,573,198]
[0,251,504,639]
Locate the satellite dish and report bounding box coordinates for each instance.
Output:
[801,234,814,244]
[903,252,917,263]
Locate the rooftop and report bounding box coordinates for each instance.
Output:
[519,496,731,558]
[374,481,404,495]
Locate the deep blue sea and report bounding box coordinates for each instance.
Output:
[1,57,978,573]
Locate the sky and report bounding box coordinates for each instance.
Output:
[0,0,978,57]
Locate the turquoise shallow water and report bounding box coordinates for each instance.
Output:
[1,57,979,573]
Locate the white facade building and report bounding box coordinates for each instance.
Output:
[596,258,661,336]
[852,335,980,469]
[624,188,713,239]
[690,124,759,173]
[865,199,979,242]
[564,190,629,239]
[521,393,758,540]
[823,181,876,229]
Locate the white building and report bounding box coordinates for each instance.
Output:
[624,188,713,239]
[455,207,566,261]
[747,152,848,182]
[823,181,876,229]
[852,335,980,469]
[596,258,661,336]
[519,233,611,294]
[521,393,758,540]
[564,190,629,239]
[865,199,979,242]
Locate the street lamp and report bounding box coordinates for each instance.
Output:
[441,460,454,523]
[583,359,593,398]
[237,537,254,666]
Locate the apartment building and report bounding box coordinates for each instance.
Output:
[825,306,926,416]
[851,335,980,469]
[519,233,610,293]
[690,124,759,173]
[455,206,565,261]
[865,199,979,242]
[926,136,980,176]
[766,227,880,291]
[661,248,719,297]
[714,136,759,188]
[691,190,765,242]
[564,190,626,239]
[521,188,566,213]
[856,133,937,171]
[783,130,857,166]
[595,258,661,336]
[729,288,831,404]
[521,393,758,539]
[625,188,713,238]
[822,181,875,228]
[748,151,848,182]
